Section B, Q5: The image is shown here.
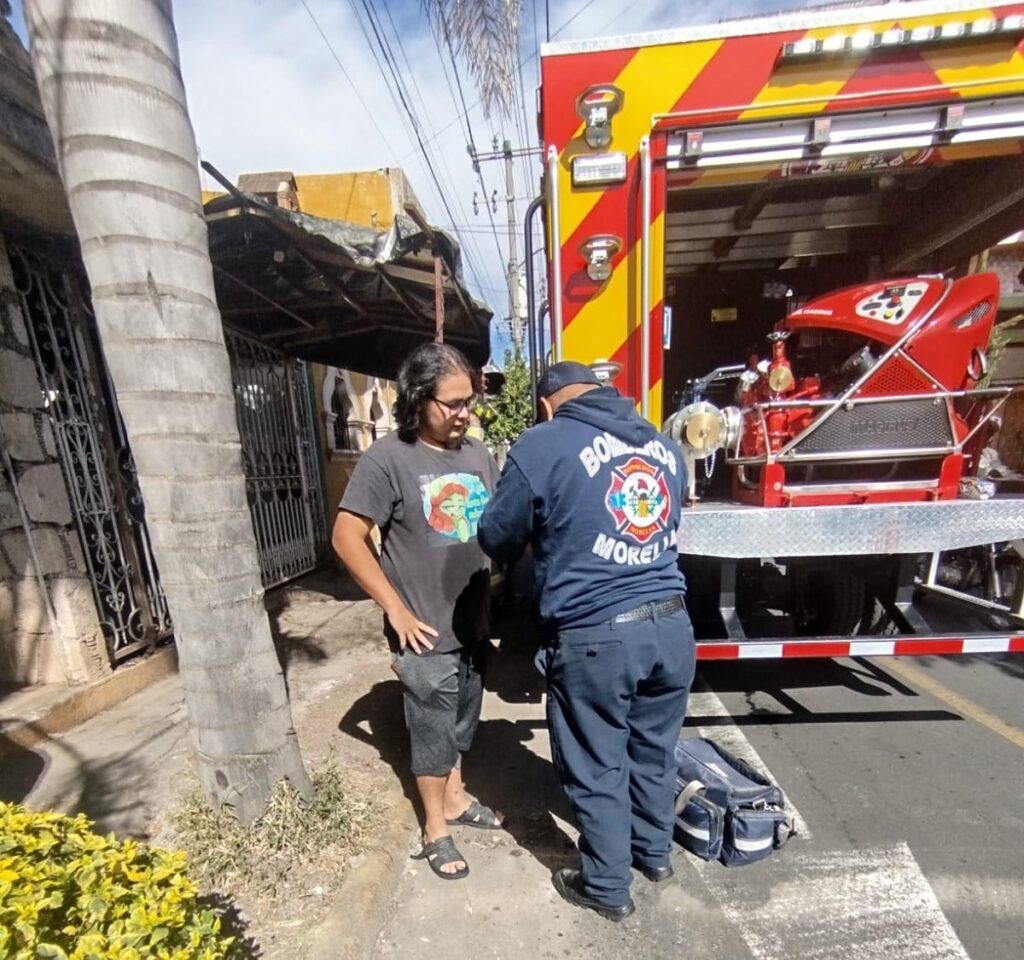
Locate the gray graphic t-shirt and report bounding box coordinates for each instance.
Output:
[340,432,500,654]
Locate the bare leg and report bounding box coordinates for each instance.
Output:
[417,772,465,875]
[443,764,469,820]
[444,764,505,826]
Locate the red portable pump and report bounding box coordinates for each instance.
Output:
[672,274,1001,507]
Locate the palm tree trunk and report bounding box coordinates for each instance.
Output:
[24,0,311,823]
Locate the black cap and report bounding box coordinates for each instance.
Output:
[537,361,602,399]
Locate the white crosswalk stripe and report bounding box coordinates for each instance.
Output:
[695,844,972,960]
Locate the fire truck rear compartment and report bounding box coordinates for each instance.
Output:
[662,153,1024,409]
[660,150,1024,640]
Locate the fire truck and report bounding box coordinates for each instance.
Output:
[533,0,1024,661]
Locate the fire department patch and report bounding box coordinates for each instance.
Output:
[605,457,672,545]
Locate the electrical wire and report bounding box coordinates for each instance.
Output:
[375,0,495,299]
[435,8,516,312]
[551,0,603,39]
[297,0,403,162]
[348,0,492,301]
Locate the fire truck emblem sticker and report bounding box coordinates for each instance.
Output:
[605,457,672,545]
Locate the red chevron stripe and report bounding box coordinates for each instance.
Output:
[665,30,805,121]
[696,643,741,660]
[608,300,665,399]
[540,47,639,152]
[893,638,966,655]
[825,48,950,112]
[695,635,1024,660]
[782,641,855,658]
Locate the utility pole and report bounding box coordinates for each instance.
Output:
[503,137,522,352]
[470,139,542,353]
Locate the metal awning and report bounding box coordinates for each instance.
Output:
[203,169,491,380]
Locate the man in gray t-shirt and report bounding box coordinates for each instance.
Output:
[333,343,503,881]
[341,430,498,656]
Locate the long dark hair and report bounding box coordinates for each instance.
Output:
[395,343,475,443]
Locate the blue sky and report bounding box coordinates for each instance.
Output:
[7,0,820,361]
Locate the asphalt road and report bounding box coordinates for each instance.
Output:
[375,626,1024,959]
[693,651,1024,960]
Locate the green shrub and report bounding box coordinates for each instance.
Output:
[0,801,241,959]
[483,350,534,447]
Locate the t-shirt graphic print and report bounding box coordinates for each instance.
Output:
[420,472,491,545]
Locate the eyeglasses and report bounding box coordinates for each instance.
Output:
[431,395,479,416]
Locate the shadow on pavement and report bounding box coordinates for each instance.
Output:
[0,733,48,803]
[266,566,371,688]
[699,655,919,700]
[337,679,417,809]
[473,599,577,872]
[0,720,181,838]
[337,627,579,872]
[694,709,961,726]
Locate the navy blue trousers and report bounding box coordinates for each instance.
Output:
[544,605,695,907]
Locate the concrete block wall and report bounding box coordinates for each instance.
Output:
[0,233,108,685]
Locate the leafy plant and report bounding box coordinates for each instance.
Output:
[0,801,244,959]
[482,350,534,447]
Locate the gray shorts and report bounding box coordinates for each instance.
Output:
[391,646,485,777]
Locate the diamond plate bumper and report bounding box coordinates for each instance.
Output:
[678,497,1024,558]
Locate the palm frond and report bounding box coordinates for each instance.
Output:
[424,0,521,121]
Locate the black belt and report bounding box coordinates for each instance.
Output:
[612,595,684,624]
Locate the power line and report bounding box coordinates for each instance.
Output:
[551,0,603,39]
[297,0,403,162]
[436,8,515,310]
[348,0,493,301]
[300,0,492,304]
[375,0,495,298]
[396,0,609,169]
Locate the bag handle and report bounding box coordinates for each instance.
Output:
[774,813,797,849]
[675,779,705,815]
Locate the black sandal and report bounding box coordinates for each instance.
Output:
[446,799,505,830]
[411,835,469,880]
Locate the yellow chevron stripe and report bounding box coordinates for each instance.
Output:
[559,40,724,243]
[739,9,1020,121]
[925,42,1024,99]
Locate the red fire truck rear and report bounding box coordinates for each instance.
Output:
[534,0,1024,661]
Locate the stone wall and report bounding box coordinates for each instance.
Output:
[0,232,107,685]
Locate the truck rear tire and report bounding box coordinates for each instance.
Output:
[793,564,867,636]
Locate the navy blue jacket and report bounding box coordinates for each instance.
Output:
[478,387,687,630]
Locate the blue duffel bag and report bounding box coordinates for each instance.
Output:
[673,737,795,867]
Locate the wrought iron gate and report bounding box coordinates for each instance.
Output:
[10,246,328,668]
[224,329,327,588]
[10,245,172,663]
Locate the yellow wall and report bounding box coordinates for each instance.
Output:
[201,190,225,205]
[294,172,395,227]
[308,363,363,532]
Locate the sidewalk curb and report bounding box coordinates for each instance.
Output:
[0,646,179,758]
[302,786,418,960]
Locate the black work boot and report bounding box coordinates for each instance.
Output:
[552,868,635,922]
[632,858,674,883]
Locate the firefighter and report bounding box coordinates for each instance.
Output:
[478,361,696,921]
